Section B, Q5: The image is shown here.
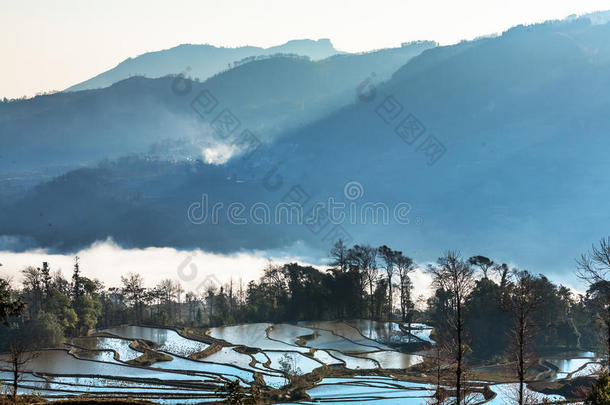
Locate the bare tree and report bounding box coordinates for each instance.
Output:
[175,281,184,321]
[427,251,475,405]
[278,352,303,384]
[349,245,377,319]
[428,336,451,405]
[9,340,37,401]
[238,278,245,307]
[396,253,415,323]
[329,239,350,273]
[156,279,178,319]
[1,277,27,401]
[121,273,146,324]
[205,284,218,325]
[378,245,398,321]
[577,237,610,363]
[185,291,197,322]
[147,286,162,318]
[228,278,234,319]
[506,270,542,405]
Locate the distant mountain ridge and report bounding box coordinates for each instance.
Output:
[65,39,341,92]
[0,41,435,173]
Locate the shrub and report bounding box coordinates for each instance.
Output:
[585,372,610,405]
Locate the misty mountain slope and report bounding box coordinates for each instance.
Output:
[248,18,610,179]
[65,39,340,92]
[0,42,435,174]
[0,76,194,172]
[240,16,610,267]
[0,157,313,252]
[199,41,437,133]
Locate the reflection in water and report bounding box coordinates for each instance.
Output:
[0,349,208,381]
[102,326,209,356]
[547,357,591,374]
[360,351,424,369]
[346,319,432,345]
[73,336,142,361]
[209,323,309,353]
[300,321,392,350]
[2,325,593,404]
[487,383,564,404]
[304,376,434,404]
[74,349,120,363]
[265,351,323,374]
[327,351,378,370]
[297,327,380,353]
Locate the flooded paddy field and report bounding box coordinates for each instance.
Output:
[0,322,600,404]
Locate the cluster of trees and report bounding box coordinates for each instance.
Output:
[426,251,582,404]
[0,90,59,103]
[0,258,99,349]
[0,242,605,356]
[243,242,418,324]
[424,238,610,405]
[232,53,310,68]
[0,259,194,350]
[0,241,424,347]
[4,239,610,403]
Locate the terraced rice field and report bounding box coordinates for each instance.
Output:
[0,322,597,404]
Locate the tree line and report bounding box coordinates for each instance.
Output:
[2,239,610,404]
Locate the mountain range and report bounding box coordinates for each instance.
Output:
[0,41,435,174]
[1,13,610,276]
[65,39,342,92]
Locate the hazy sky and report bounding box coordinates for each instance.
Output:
[0,239,435,297]
[0,240,584,298]
[1,0,610,99]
